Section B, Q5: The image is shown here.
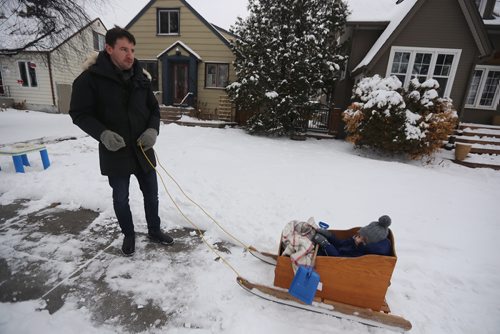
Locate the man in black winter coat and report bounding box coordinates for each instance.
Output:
[69,27,173,256]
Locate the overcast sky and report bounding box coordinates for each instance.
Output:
[87,0,249,31]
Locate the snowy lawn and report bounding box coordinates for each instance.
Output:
[0,109,499,333]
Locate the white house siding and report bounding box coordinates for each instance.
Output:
[0,19,107,113]
[50,20,107,113]
[127,0,236,115]
[0,53,53,111]
[51,20,107,88]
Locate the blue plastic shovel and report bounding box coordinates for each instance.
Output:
[288,245,320,304]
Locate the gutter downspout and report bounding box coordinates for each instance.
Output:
[47,52,56,109]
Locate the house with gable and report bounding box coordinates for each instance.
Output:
[0,18,107,113]
[125,0,237,121]
[334,0,500,126]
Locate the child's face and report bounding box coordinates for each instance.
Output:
[354,234,368,246]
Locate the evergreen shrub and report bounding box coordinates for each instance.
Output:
[343,75,458,159]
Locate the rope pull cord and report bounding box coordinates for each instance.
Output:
[139,144,244,277]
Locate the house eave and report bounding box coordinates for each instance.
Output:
[126,0,233,50]
[457,0,493,57]
[156,40,202,60]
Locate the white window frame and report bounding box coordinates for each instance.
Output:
[17,60,38,88]
[92,31,105,51]
[386,46,462,98]
[465,65,500,110]
[157,9,180,35]
[475,0,487,17]
[205,62,229,89]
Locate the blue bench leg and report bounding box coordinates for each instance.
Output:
[21,154,30,166]
[40,149,50,169]
[12,155,25,173]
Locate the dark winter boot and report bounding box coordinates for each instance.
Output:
[148,230,174,245]
[121,234,135,256]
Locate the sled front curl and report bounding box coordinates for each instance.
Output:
[274,227,397,312]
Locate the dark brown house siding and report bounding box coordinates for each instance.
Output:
[335,0,499,124]
[333,25,385,109]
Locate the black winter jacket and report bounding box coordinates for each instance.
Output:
[69,51,160,176]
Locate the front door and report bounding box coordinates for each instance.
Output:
[171,63,188,104]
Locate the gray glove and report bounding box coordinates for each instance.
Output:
[137,128,158,151]
[100,130,126,151]
[313,233,329,247]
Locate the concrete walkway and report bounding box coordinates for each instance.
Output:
[0,200,218,332]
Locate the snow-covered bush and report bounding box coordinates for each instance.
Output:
[343,75,458,159]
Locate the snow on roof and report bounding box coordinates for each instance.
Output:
[345,0,402,22]
[350,0,419,72]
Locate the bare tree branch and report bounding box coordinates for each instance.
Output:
[0,0,98,56]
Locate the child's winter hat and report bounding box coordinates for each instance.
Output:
[358,215,391,244]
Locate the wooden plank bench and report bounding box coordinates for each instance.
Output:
[0,144,51,173]
[274,227,397,312]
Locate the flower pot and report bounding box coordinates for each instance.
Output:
[455,143,471,161]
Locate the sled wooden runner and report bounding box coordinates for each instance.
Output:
[237,276,412,332]
[248,245,278,265]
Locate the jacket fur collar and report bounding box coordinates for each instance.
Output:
[81,51,152,81]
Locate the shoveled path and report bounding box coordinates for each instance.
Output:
[0,200,228,332]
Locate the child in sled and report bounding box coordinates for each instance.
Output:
[313,215,392,257]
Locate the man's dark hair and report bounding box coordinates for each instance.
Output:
[105,27,136,47]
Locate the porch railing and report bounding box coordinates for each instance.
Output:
[307,104,331,132]
[294,104,332,133]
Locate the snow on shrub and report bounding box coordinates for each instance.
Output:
[343,75,458,159]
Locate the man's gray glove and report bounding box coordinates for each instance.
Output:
[137,128,158,151]
[312,233,329,247]
[100,130,126,151]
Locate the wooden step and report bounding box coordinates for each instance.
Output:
[459,123,500,131]
[456,122,500,140]
[470,146,500,155]
[457,130,500,139]
[453,159,500,170]
[160,105,194,123]
[454,136,500,146]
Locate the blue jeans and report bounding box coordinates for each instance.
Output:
[108,170,161,237]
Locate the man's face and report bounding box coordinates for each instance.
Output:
[105,37,135,70]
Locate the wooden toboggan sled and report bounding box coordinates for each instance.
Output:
[240,227,412,332]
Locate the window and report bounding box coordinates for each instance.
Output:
[157,9,180,35]
[465,65,500,110]
[139,60,159,91]
[18,61,37,87]
[387,47,461,97]
[93,31,105,51]
[205,63,229,88]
